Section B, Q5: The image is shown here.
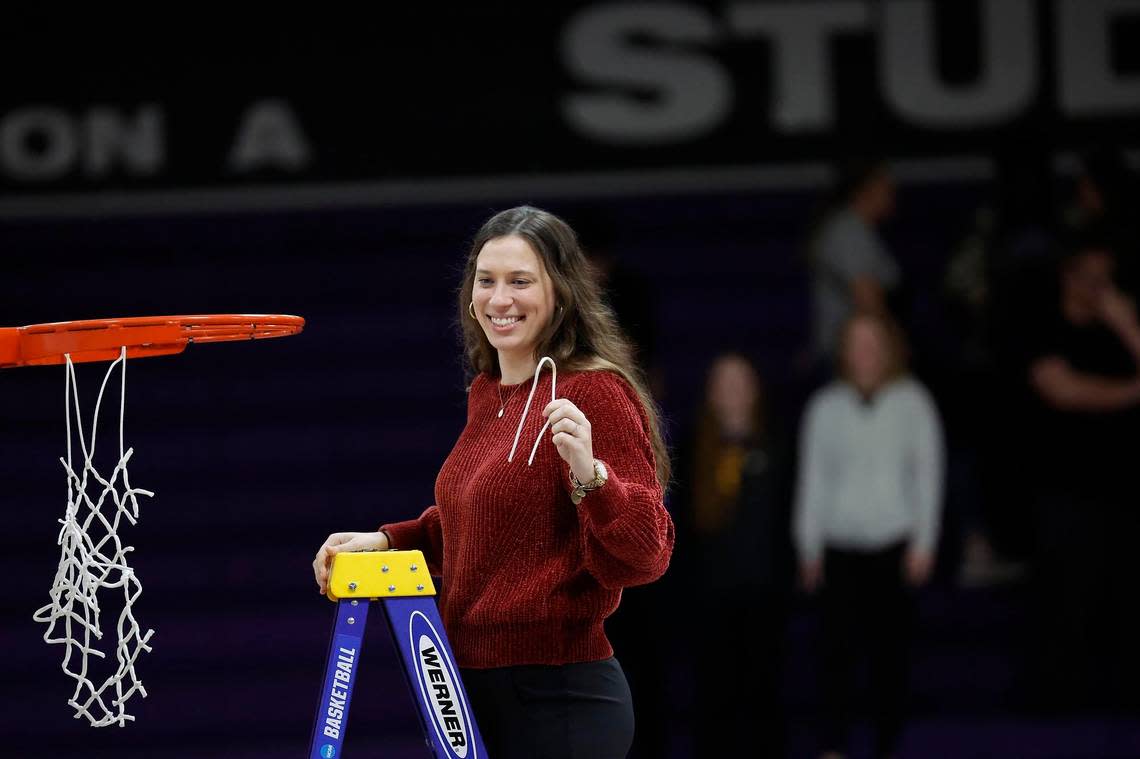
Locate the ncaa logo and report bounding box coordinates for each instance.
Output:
[409,611,476,758]
[319,744,336,758]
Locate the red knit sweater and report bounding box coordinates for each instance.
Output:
[381,368,674,668]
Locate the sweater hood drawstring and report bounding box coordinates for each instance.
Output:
[507,356,557,466]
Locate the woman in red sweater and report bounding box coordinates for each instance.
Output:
[312,206,674,758]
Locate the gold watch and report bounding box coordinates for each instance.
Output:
[570,459,608,505]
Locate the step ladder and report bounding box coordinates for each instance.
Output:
[310,550,488,758]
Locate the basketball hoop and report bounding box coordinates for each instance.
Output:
[0,314,305,368]
[3,314,304,727]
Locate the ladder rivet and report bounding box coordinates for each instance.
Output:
[347,617,355,625]
[388,585,396,592]
[417,584,425,592]
[348,582,357,591]
[351,600,358,606]
[410,564,418,572]
[381,565,389,573]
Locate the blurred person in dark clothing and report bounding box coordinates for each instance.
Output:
[676,352,792,759]
[807,159,901,366]
[1025,229,1140,712]
[795,314,945,759]
[1065,149,1139,295]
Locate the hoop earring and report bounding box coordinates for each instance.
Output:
[469,302,477,319]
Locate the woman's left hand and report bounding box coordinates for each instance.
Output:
[543,398,594,483]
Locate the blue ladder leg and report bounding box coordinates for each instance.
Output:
[378,596,488,759]
[309,598,369,759]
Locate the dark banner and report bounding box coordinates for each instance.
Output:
[1,0,1137,196]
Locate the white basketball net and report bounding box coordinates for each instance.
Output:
[32,348,156,727]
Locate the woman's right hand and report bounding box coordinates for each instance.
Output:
[313,531,389,594]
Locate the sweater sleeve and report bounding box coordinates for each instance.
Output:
[793,393,828,564]
[569,373,674,590]
[908,385,946,555]
[380,505,444,577]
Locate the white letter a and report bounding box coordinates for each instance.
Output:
[228,99,311,172]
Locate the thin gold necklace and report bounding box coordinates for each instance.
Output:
[497,380,525,418]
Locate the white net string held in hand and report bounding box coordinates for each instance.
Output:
[32,348,156,727]
[508,356,557,466]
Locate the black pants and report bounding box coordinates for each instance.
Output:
[820,542,913,758]
[1033,492,1140,712]
[460,657,634,759]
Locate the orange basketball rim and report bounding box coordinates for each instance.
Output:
[0,314,305,368]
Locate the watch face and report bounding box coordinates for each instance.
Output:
[588,459,607,488]
[572,460,607,495]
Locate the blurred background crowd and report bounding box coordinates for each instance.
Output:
[610,149,1140,759]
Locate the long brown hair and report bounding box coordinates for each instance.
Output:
[457,206,671,491]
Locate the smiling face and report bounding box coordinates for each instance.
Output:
[472,235,557,369]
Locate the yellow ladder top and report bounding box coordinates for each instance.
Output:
[327,550,436,601]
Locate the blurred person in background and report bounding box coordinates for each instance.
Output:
[807,159,902,370]
[676,352,792,758]
[1065,149,1138,296]
[1024,228,1140,712]
[794,314,945,759]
